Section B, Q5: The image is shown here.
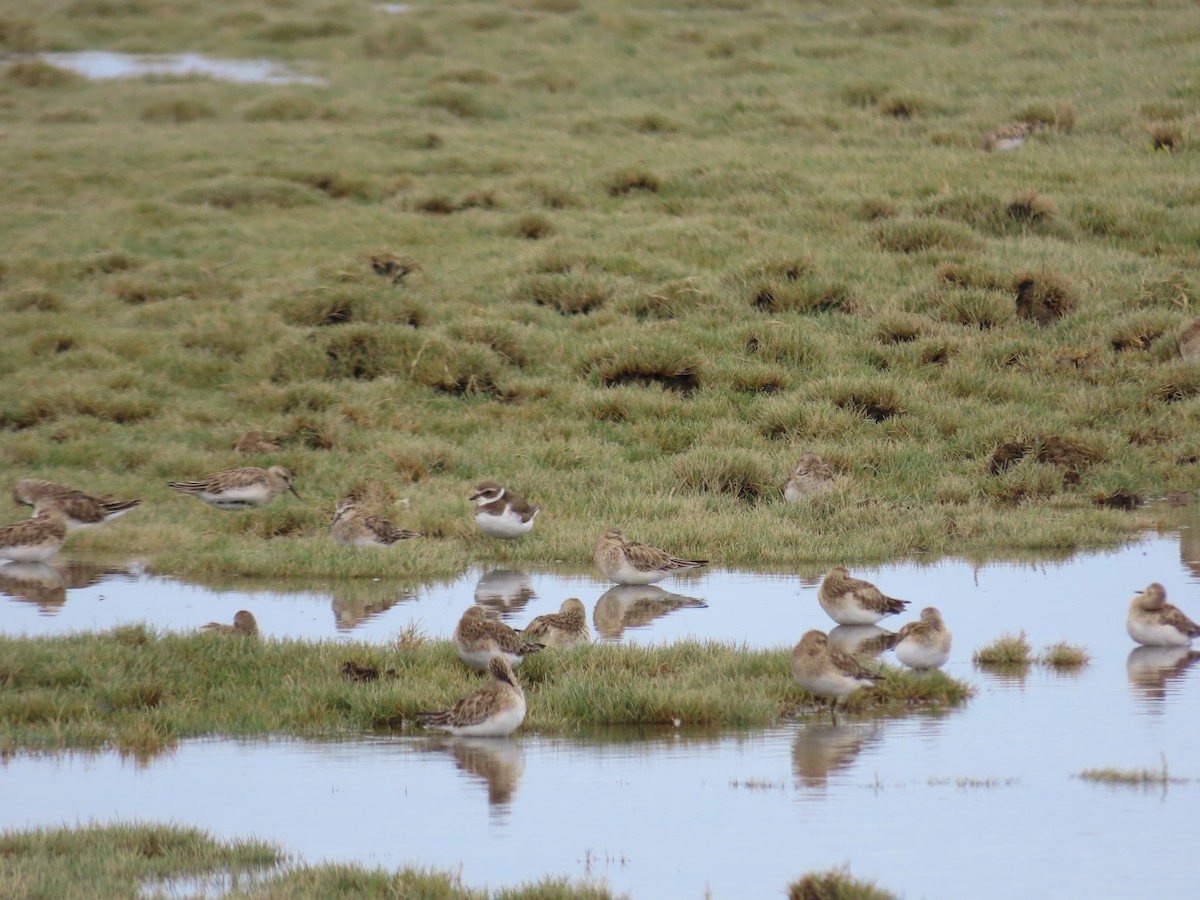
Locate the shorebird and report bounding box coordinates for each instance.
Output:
[894,607,952,670]
[791,629,882,714]
[200,610,259,637]
[168,465,299,510]
[522,598,590,648]
[817,566,909,626]
[980,120,1042,152]
[415,656,527,737]
[331,497,423,546]
[0,509,68,563]
[470,481,539,539]
[1127,583,1200,647]
[593,528,707,586]
[12,479,140,530]
[784,452,837,503]
[452,606,543,670]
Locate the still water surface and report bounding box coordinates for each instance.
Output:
[2,523,1198,897]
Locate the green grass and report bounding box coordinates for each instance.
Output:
[1038,641,1092,670]
[0,628,972,752]
[1077,757,1189,788]
[972,631,1034,669]
[787,867,898,900]
[0,822,621,900]
[2,0,1199,580]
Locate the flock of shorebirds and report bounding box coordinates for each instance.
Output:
[2,462,1198,738]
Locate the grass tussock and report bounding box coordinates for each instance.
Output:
[788,867,898,900]
[873,218,982,254]
[0,822,619,899]
[1013,269,1077,326]
[972,631,1034,668]
[1038,642,1091,669]
[0,632,973,750]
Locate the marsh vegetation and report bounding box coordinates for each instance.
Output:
[0,0,1198,581]
[0,627,972,753]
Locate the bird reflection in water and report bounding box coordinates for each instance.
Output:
[429,737,526,811]
[474,569,536,620]
[1126,645,1200,706]
[331,582,412,631]
[592,585,707,641]
[827,624,899,660]
[792,721,881,790]
[0,559,130,613]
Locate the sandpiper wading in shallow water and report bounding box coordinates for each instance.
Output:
[894,607,952,670]
[416,656,527,738]
[1127,583,1200,647]
[817,566,909,626]
[593,528,707,586]
[791,629,882,714]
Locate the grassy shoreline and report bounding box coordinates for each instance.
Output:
[0,628,972,754]
[2,0,1198,581]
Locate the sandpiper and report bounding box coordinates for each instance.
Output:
[784,453,837,504]
[168,465,299,510]
[0,509,68,563]
[894,607,952,670]
[817,566,909,626]
[12,479,140,530]
[593,528,707,586]
[416,656,527,737]
[470,481,539,539]
[452,605,543,670]
[201,610,259,637]
[522,598,590,648]
[980,120,1042,152]
[1127,583,1200,647]
[331,497,423,546]
[791,629,882,713]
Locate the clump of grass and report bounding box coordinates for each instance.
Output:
[1145,121,1184,153]
[880,94,925,119]
[415,195,457,215]
[0,17,39,52]
[509,212,554,240]
[620,278,708,320]
[585,342,704,394]
[1013,269,1077,326]
[5,60,77,88]
[674,447,774,503]
[5,289,63,312]
[1016,101,1075,132]
[1151,362,1200,403]
[1006,188,1056,226]
[936,262,1007,292]
[177,177,319,209]
[140,97,216,123]
[1093,487,1142,510]
[988,434,1102,476]
[1038,641,1091,669]
[875,314,923,344]
[873,218,982,254]
[517,273,612,315]
[973,631,1034,668]
[1078,758,1187,787]
[858,197,898,220]
[363,22,432,58]
[422,87,491,120]
[830,382,905,422]
[1110,319,1164,352]
[788,867,898,900]
[0,823,280,899]
[751,275,855,315]
[241,94,327,122]
[607,167,661,196]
